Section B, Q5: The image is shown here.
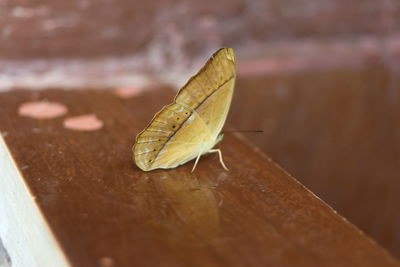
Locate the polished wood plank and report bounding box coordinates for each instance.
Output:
[0,87,398,267]
[230,66,400,258]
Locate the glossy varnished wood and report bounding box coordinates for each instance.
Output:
[230,66,400,258]
[0,88,398,267]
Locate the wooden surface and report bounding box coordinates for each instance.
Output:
[0,87,399,267]
[230,66,400,258]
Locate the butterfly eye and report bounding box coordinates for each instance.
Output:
[185,112,188,115]
[172,125,176,129]
[149,159,152,163]
[176,117,180,120]
[153,149,156,152]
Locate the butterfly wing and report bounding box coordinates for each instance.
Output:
[134,103,210,170]
[133,48,236,171]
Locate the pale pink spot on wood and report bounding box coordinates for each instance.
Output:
[63,114,104,131]
[114,87,143,98]
[18,101,68,119]
[98,257,115,267]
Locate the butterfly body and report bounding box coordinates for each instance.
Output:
[133,48,236,171]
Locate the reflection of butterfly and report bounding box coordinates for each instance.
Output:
[133,48,236,172]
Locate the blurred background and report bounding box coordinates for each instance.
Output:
[1,0,400,259]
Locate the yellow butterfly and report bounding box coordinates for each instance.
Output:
[133,48,236,172]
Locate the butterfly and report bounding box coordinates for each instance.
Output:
[133,48,236,172]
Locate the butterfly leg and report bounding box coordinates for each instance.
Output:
[208,149,229,171]
[191,150,203,173]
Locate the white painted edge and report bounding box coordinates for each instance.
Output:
[0,136,71,267]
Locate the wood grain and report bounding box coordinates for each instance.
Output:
[230,66,400,258]
[0,87,398,267]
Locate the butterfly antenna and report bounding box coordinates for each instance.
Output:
[222,130,264,133]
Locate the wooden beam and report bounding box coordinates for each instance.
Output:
[231,67,400,257]
[0,88,398,267]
